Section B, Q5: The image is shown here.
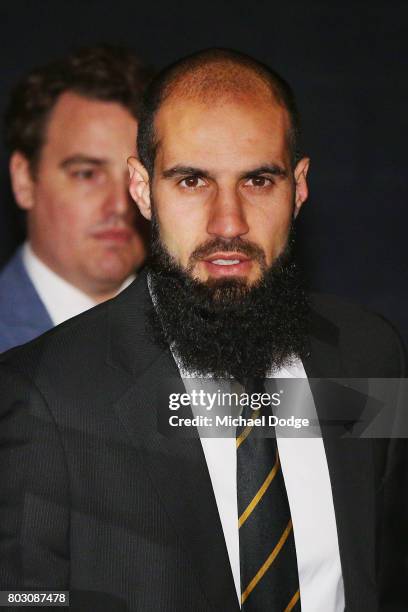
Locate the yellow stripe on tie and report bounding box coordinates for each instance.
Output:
[236,409,261,449]
[284,589,300,612]
[241,519,293,605]
[238,451,280,528]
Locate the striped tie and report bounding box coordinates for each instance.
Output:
[235,378,301,611]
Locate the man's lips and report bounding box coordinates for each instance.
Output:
[92,228,133,243]
[202,252,253,276]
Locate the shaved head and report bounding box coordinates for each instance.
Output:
[163,58,278,105]
[137,48,301,176]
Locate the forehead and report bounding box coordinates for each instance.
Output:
[42,91,137,155]
[155,95,291,170]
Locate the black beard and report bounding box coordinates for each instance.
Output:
[147,219,310,380]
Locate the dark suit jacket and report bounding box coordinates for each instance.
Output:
[0,248,53,353]
[0,270,406,611]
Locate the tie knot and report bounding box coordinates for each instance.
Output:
[241,377,266,396]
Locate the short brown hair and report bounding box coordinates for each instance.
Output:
[4,44,153,171]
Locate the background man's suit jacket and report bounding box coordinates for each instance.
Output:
[0,248,53,352]
[0,270,406,611]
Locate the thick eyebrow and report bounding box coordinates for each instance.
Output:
[161,163,288,180]
[161,165,211,179]
[60,155,109,169]
[241,164,288,179]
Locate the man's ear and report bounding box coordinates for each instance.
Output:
[293,157,310,218]
[9,151,35,210]
[127,156,152,221]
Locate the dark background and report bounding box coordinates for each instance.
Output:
[0,0,407,344]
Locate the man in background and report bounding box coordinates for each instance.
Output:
[0,45,152,352]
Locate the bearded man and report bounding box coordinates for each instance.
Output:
[0,49,406,612]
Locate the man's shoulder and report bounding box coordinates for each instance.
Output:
[0,272,149,383]
[0,248,54,352]
[310,292,401,340]
[310,293,407,377]
[0,248,26,292]
[0,294,109,370]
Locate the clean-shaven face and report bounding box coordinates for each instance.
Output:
[21,92,148,298]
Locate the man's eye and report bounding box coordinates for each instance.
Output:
[71,168,96,180]
[244,176,273,188]
[179,176,206,189]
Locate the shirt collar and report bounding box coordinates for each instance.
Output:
[23,241,135,326]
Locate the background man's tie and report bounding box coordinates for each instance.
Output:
[235,378,301,611]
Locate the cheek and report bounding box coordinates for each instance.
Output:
[159,214,197,262]
[250,207,293,260]
[48,206,85,239]
[35,189,94,238]
[154,191,206,260]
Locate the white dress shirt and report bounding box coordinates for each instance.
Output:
[178,359,345,612]
[22,242,135,325]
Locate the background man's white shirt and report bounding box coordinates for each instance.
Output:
[23,241,134,325]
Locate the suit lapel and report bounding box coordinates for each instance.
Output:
[108,272,239,611]
[304,307,378,610]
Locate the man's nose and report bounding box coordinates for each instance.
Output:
[206,187,249,239]
[103,176,132,217]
